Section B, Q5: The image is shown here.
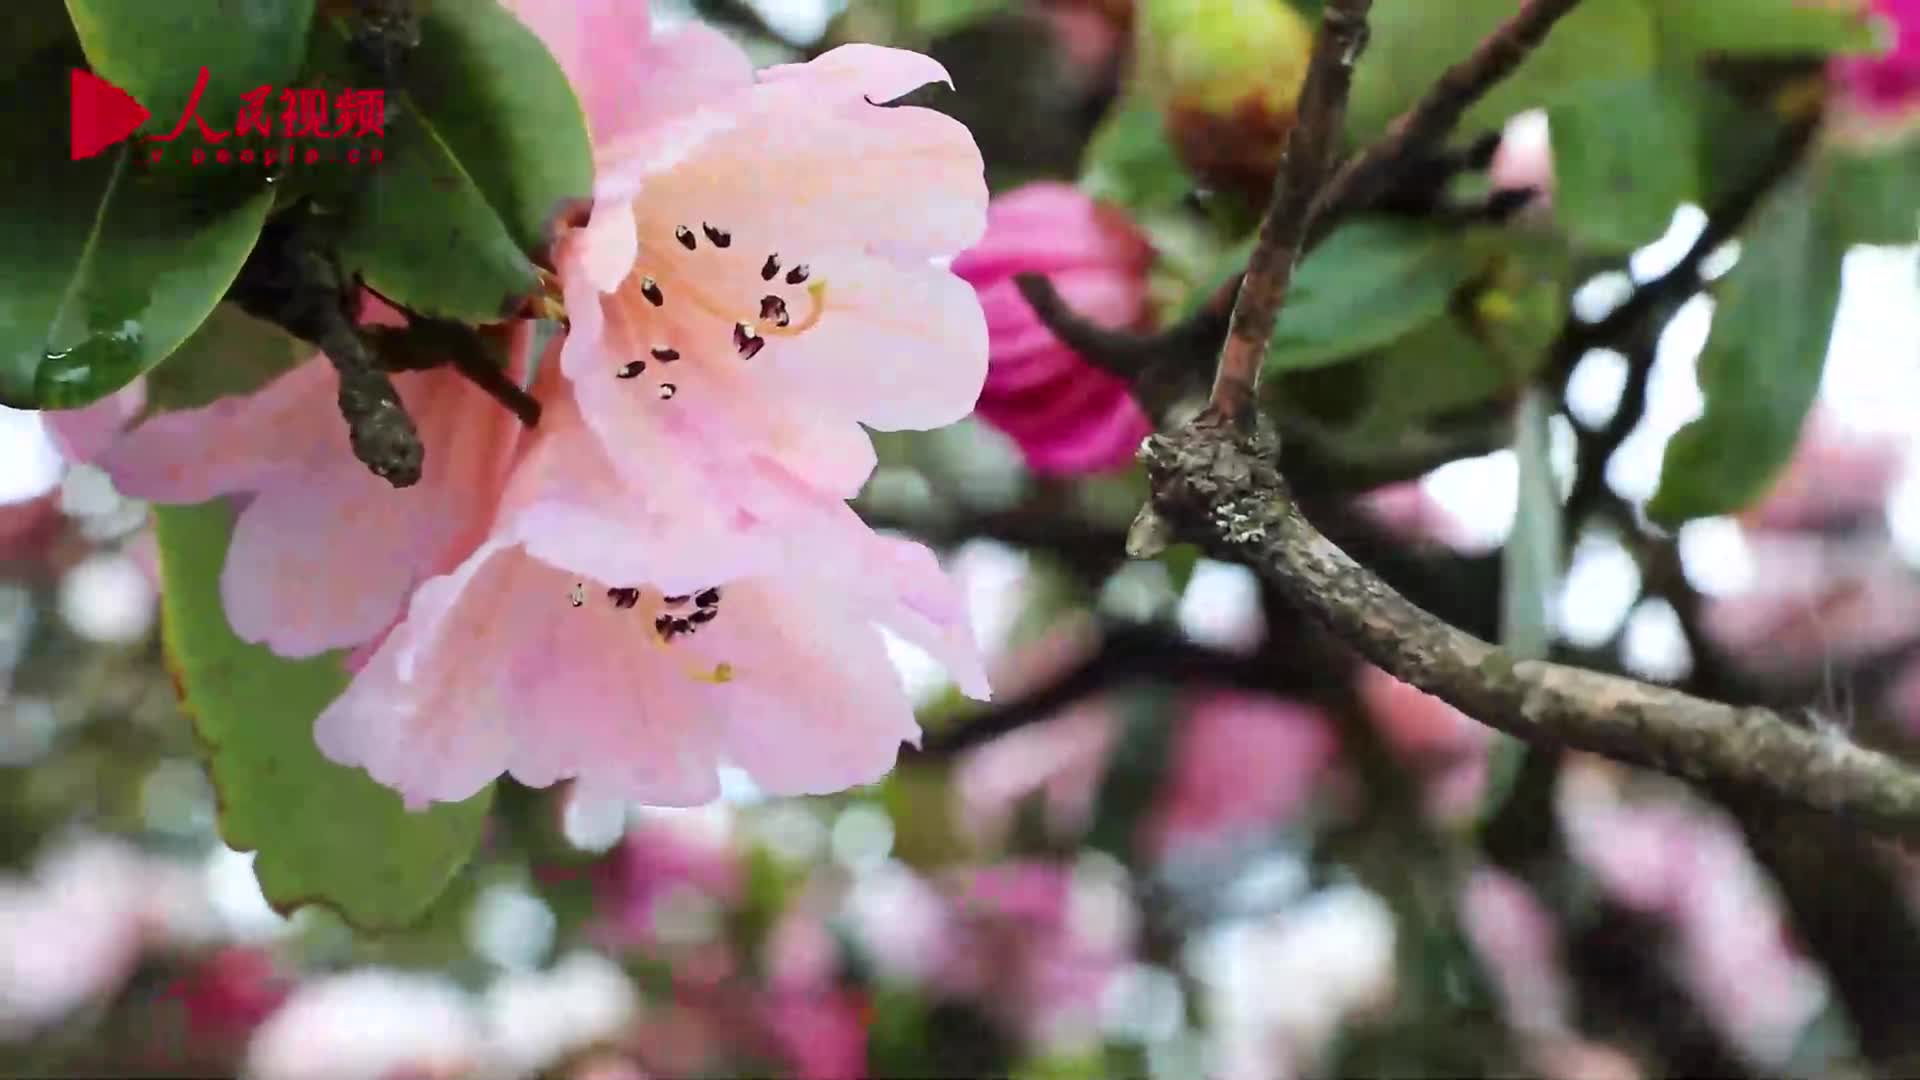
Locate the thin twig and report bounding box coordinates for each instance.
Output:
[1310,0,1588,240]
[1209,0,1372,425]
[1142,421,1920,834]
[1550,114,1819,382]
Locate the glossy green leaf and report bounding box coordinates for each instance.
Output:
[1651,0,1877,57]
[141,302,309,414]
[154,501,492,928]
[399,0,594,259]
[1079,92,1197,216]
[1647,172,1846,525]
[0,47,273,408]
[1343,316,1520,437]
[1549,76,1704,253]
[1349,0,1656,138]
[1261,219,1478,376]
[65,0,318,139]
[325,0,592,321]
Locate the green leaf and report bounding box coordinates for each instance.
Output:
[397,0,594,259]
[141,302,308,414]
[1349,0,1657,138]
[1079,92,1197,216]
[905,0,1013,38]
[1549,76,1705,253]
[64,0,318,139]
[1821,139,1920,248]
[323,0,593,321]
[1085,689,1176,861]
[1647,171,1847,525]
[1651,0,1877,58]
[154,500,491,928]
[0,45,273,408]
[1261,219,1478,376]
[1501,388,1560,662]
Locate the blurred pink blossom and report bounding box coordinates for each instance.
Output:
[941,861,1134,1048]
[1834,0,1920,116]
[1355,665,1495,821]
[1737,410,1906,532]
[1140,692,1339,861]
[1561,769,1828,1067]
[244,970,486,1080]
[1355,482,1477,552]
[167,947,292,1044]
[1459,866,1569,1037]
[1697,535,1920,682]
[0,834,216,1040]
[951,182,1155,475]
[758,987,870,1080]
[587,815,743,950]
[1489,109,1554,211]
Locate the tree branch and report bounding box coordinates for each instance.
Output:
[1017,0,1587,417]
[1141,420,1920,834]
[1209,0,1371,424]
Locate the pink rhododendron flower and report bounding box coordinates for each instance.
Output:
[314,383,989,809]
[1834,0,1920,116]
[48,329,526,659]
[951,181,1155,475]
[535,1,990,505]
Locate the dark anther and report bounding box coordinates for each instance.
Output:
[702,223,732,248]
[658,382,678,400]
[738,335,766,361]
[761,254,781,281]
[759,295,789,327]
[671,616,693,635]
[732,322,753,351]
[689,607,718,625]
[641,277,664,306]
[675,225,697,250]
[695,587,721,608]
[608,587,642,609]
[651,346,681,362]
[654,614,677,638]
[785,265,810,285]
[664,594,691,606]
[617,361,645,379]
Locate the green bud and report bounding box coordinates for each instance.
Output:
[1135,0,1315,200]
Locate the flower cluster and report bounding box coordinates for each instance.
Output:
[52,0,994,810]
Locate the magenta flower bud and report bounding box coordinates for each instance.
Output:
[1834,0,1920,117]
[951,182,1156,475]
